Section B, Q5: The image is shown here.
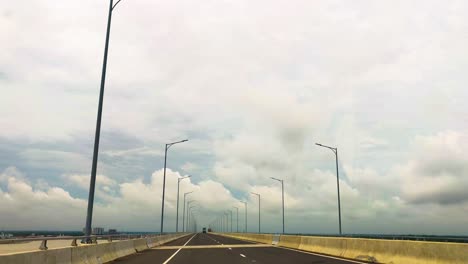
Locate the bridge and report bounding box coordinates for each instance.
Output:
[1,231,467,263]
[111,233,355,264]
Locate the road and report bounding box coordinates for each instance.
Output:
[111,233,367,264]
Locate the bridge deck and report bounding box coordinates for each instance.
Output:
[110,233,367,264]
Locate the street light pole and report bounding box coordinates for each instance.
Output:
[85,0,125,241]
[176,176,191,232]
[271,177,285,234]
[227,210,232,232]
[224,212,229,233]
[233,206,239,232]
[316,143,342,235]
[222,215,225,232]
[161,139,188,234]
[251,192,261,233]
[240,201,247,232]
[188,206,198,232]
[182,191,194,232]
[186,200,196,232]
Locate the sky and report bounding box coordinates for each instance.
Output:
[1,0,468,235]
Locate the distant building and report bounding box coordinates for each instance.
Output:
[92,227,104,235]
[108,229,118,234]
[0,232,13,239]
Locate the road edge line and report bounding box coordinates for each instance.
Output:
[277,246,369,264]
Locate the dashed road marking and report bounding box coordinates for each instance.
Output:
[240,254,246,258]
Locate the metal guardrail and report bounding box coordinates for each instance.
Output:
[0,233,172,250]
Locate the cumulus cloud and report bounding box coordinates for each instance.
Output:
[1,0,468,235]
[64,174,117,190]
[399,131,468,205]
[0,167,242,231]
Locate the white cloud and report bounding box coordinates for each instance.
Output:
[1,0,468,235]
[398,131,468,205]
[64,174,116,190]
[102,147,163,158]
[181,162,199,173]
[19,149,91,172]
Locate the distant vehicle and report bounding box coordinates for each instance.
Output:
[208,228,212,232]
[202,228,207,233]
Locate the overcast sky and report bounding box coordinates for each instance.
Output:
[1,0,468,235]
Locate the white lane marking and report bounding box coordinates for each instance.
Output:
[229,248,232,250]
[205,234,221,245]
[278,247,368,264]
[162,234,197,264]
[240,254,246,258]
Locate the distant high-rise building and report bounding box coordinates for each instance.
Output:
[92,227,104,235]
[108,229,117,234]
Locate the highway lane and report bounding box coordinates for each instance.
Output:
[111,233,367,264]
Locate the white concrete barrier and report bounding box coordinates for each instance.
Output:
[218,233,468,264]
[0,233,190,264]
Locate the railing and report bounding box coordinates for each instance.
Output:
[0,233,172,250]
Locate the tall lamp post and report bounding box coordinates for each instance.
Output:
[316,143,342,235]
[232,206,239,232]
[227,210,233,232]
[182,191,194,232]
[188,206,198,232]
[161,139,188,234]
[221,215,224,232]
[251,192,261,233]
[85,0,126,241]
[176,176,191,232]
[224,212,229,233]
[271,177,285,234]
[240,201,247,232]
[185,200,197,232]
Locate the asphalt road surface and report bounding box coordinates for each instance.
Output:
[111,233,367,264]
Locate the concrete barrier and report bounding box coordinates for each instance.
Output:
[277,235,301,249]
[0,248,72,264]
[218,233,468,264]
[0,233,190,264]
[220,233,274,244]
[133,239,148,252]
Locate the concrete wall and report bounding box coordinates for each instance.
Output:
[0,233,190,264]
[219,233,468,264]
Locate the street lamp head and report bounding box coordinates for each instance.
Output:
[270,177,282,182]
[315,143,323,146]
[167,139,189,147]
[179,175,191,182]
